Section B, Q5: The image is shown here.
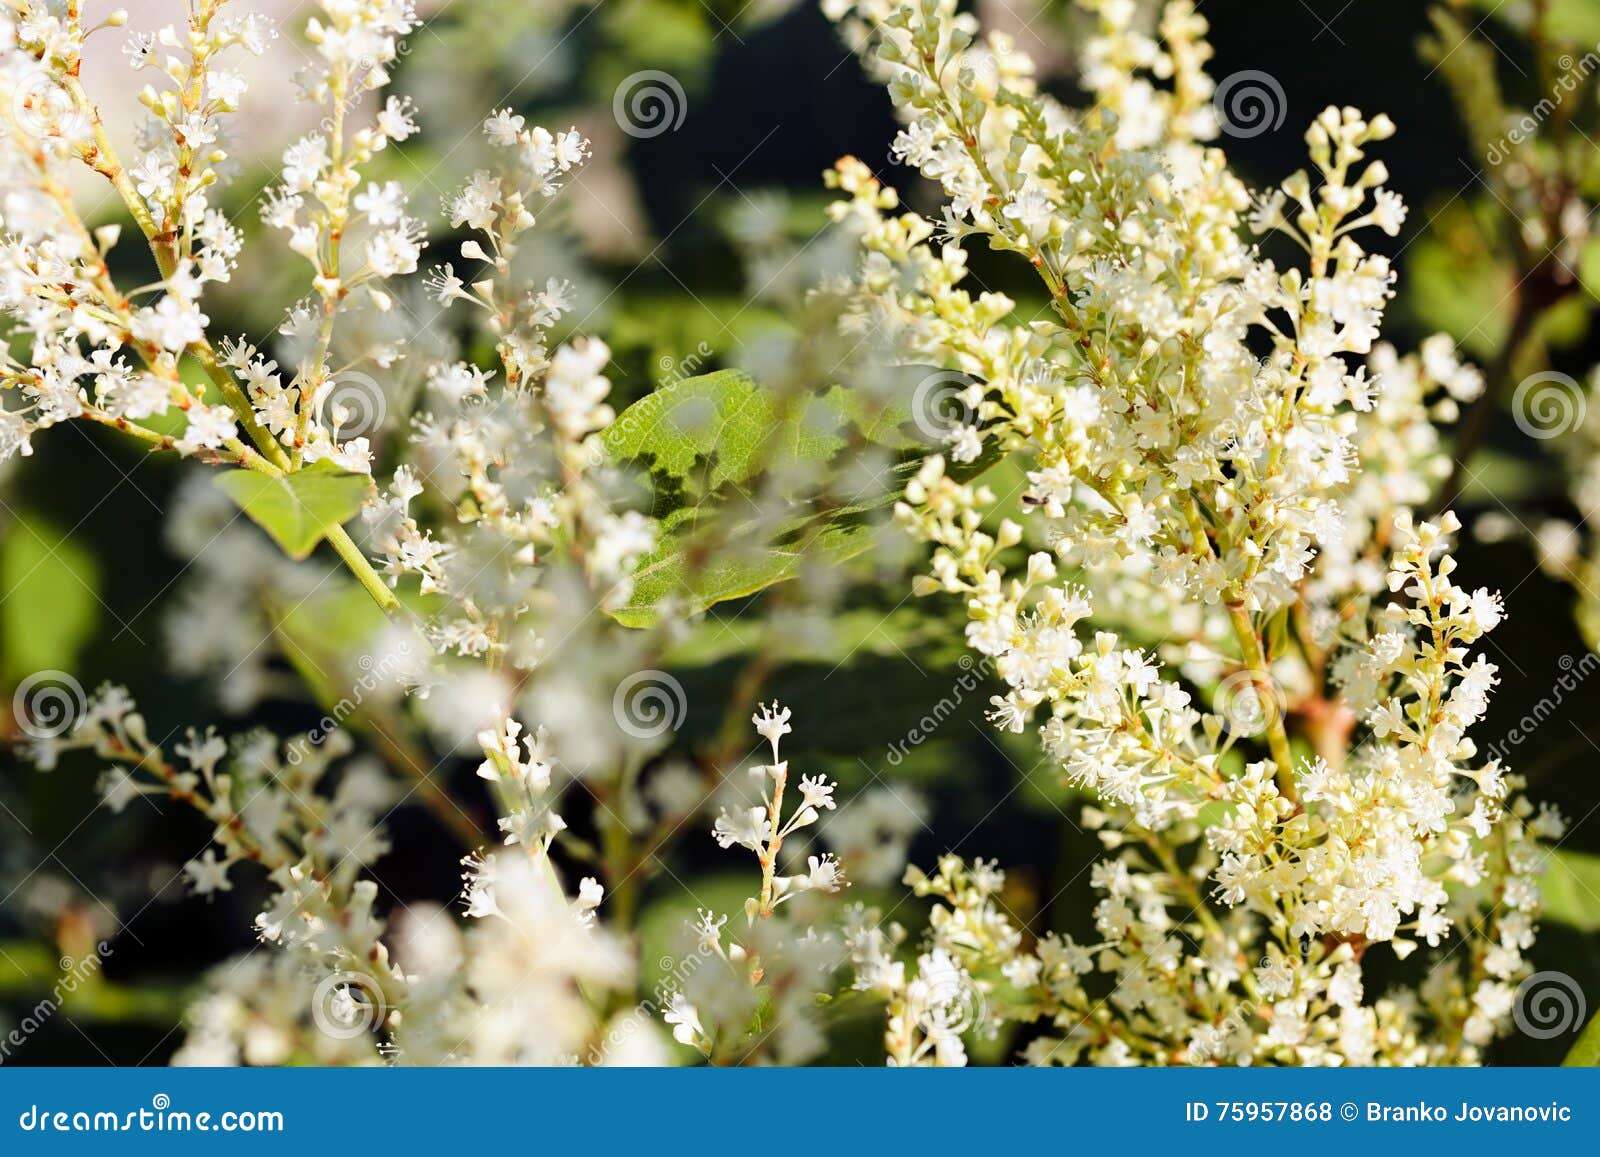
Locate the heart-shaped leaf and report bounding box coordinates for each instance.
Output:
[216,460,372,561]
[603,369,998,628]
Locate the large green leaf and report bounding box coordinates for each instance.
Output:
[610,497,895,630]
[663,603,949,667]
[603,369,788,495]
[602,369,1007,628]
[1539,848,1600,932]
[0,512,101,684]
[602,370,919,507]
[601,371,930,627]
[215,460,371,561]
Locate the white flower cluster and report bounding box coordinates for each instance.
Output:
[710,702,845,914]
[821,0,1558,1065]
[0,1,265,463]
[7,0,668,1067]
[364,110,653,668]
[251,0,421,472]
[435,110,588,383]
[663,703,850,1064]
[35,684,409,1037]
[35,683,642,1065]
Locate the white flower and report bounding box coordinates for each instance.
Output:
[354,181,406,226]
[376,96,418,142]
[483,108,525,147]
[752,701,793,754]
[183,850,234,895]
[664,993,703,1047]
[712,805,767,852]
[798,774,836,812]
[176,404,237,454]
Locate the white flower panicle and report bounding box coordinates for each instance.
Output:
[7,0,663,1069]
[30,683,641,1066]
[663,703,850,1063]
[0,2,269,465]
[710,702,845,918]
[33,683,408,1038]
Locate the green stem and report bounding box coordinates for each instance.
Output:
[599,811,639,927]
[325,524,400,613]
[188,339,292,470]
[1183,500,1300,805]
[1225,599,1300,806]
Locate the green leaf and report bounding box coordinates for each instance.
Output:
[604,373,899,626]
[603,369,1005,628]
[1564,1011,1600,1066]
[215,460,371,562]
[1539,849,1600,932]
[1473,0,1600,43]
[0,512,101,684]
[603,368,786,495]
[602,370,918,503]
[611,505,887,630]
[663,603,946,667]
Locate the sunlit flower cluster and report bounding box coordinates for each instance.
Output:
[661,703,852,1064]
[821,0,1556,1065]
